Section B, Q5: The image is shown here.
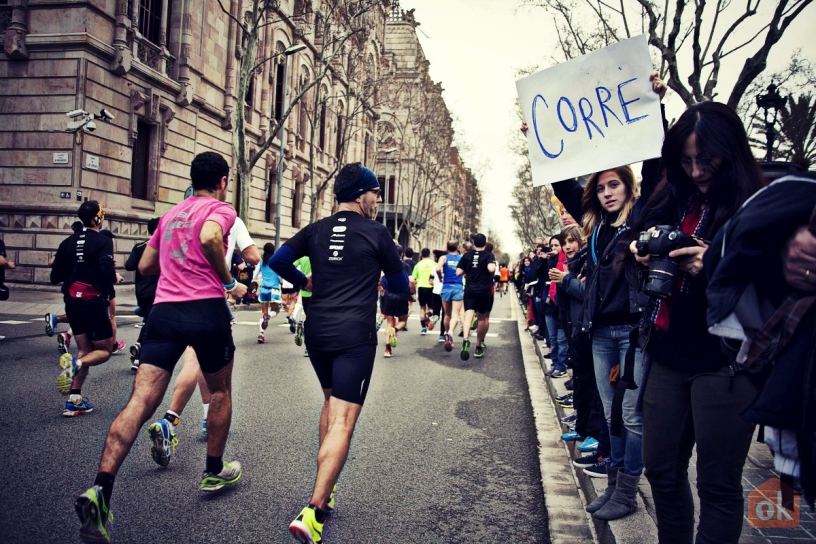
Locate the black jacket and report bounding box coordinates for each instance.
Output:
[50,229,116,299]
[553,156,661,332]
[125,240,158,301]
[705,174,816,508]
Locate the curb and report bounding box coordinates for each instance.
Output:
[512,287,599,544]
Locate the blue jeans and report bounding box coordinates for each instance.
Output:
[544,312,559,358]
[592,323,643,475]
[554,327,569,371]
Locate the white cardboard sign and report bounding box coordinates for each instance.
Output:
[516,34,664,186]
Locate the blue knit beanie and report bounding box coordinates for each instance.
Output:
[334,164,380,203]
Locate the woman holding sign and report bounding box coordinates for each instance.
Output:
[626,102,766,543]
[526,72,667,522]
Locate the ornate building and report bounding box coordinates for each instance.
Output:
[0,0,479,285]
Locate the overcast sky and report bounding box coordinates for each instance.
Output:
[404,0,815,257]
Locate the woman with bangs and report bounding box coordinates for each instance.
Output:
[627,101,767,544]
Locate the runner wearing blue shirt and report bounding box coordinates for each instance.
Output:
[435,240,464,353]
[256,242,282,344]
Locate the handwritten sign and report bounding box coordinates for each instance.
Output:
[516,34,663,186]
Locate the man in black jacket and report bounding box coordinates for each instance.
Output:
[50,200,117,416]
[124,217,160,371]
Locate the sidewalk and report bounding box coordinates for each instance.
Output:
[520,296,815,544]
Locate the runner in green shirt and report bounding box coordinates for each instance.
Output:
[412,248,437,335]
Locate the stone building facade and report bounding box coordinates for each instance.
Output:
[0,0,479,286]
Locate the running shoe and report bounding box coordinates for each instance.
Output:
[129,342,140,361]
[460,339,470,361]
[288,317,296,334]
[427,318,435,331]
[295,321,304,346]
[577,437,599,452]
[258,333,265,344]
[444,333,453,352]
[583,456,613,478]
[561,412,578,424]
[303,348,309,357]
[387,326,397,348]
[327,484,337,511]
[112,340,126,355]
[63,396,94,417]
[573,451,603,468]
[471,316,477,330]
[550,369,568,378]
[421,327,427,335]
[438,334,445,343]
[474,345,484,358]
[261,316,269,331]
[45,312,58,337]
[289,505,323,544]
[147,419,178,467]
[200,418,207,437]
[57,352,79,395]
[430,314,440,325]
[75,485,113,544]
[200,460,242,492]
[57,332,71,354]
[561,430,583,441]
[375,314,384,331]
[555,392,573,403]
[557,397,574,408]
[384,345,392,358]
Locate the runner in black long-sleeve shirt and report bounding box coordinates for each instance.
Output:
[50,200,117,416]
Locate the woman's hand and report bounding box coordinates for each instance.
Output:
[650,71,667,101]
[549,268,567,283]
[629,240,651,266]
[669,239,709,276]
[783,225,816,292]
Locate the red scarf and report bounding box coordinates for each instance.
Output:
[654,197,706,332]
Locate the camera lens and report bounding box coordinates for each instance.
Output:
[644,258,679,299]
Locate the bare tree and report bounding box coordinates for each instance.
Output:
[215,0,379,224]
[520,0,814,110]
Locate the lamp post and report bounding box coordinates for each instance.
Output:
[381,147,397,234]
[275,43,307,248]
[755,82,787,163]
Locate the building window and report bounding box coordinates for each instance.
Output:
[129,0,166,45]
[335,102,344,158]
[274,61,285,123]
[131,121,152,200]
[319,102,327,150]
[266,170,276,224]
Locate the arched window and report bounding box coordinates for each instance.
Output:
[298,65,311,151]
[272,41,286,123]
[319,84,329,151]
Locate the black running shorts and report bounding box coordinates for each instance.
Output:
[139,298,235,374]
[417,287,433,308]
[306,344,378,405]
[464,292,492,314]
[381,294,408,318]
[65,298,113,341]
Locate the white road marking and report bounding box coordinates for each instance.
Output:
[0,320,31,325]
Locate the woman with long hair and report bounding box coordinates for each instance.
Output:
[628,101,767,543]
[541,72,667,521]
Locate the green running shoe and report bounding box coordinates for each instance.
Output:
[387,326,397,348]
[474,345,485,358]
[75,485,113,544]
[460,339,471,361]
[326,484,337,511]
[57,352,79,396]
[289,505,324,544]
[200,460,242,492]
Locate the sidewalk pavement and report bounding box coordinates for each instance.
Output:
[520,298,815,544]
[0,285,259,317]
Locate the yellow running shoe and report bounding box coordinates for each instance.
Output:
[289,505,323,543]
[326,484,337,511]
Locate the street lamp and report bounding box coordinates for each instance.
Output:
[275,43,308,248]
[755,82,787,163]
[381,147,397,233]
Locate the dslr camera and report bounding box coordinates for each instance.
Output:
[635,225,698,299]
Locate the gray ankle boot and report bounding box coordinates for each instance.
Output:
[586,465,617,513]
[593,469,639,520]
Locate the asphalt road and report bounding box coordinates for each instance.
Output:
[0,294,549,543]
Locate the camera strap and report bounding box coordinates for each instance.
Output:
[610,326,641,437]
